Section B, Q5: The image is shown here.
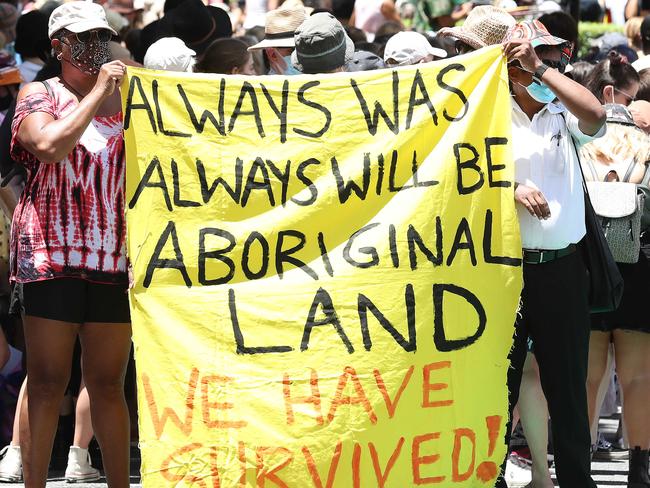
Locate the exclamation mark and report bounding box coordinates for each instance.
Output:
[476,415,502,483]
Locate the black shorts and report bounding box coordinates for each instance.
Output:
[18,278,130,324]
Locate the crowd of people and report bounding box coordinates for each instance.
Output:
[0,0,645,487]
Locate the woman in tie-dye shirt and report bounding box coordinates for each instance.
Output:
[10,3,132,486]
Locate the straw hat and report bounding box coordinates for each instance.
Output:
[437,5,516,50]
[248,4,306,50]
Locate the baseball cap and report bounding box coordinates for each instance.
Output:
[291,12,353,74]
[346,50,385,71]
[505,20,572,66]
[48,1,117,39]
[383,31,446,66]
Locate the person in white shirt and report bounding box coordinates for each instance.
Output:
[495,19,606,488]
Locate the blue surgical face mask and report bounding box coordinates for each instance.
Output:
[525,80,556,104]
[269,55,301,76]
[282,55,301,75]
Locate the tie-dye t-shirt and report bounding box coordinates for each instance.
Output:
[10,78,127,284]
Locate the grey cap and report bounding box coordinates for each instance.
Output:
[346,50,385,72]
[291,12,353,74]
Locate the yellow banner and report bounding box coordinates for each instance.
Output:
[123,45,522,487]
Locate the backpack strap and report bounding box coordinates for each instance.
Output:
[622,159,637,183]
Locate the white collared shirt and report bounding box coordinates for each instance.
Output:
[512,99,606,250]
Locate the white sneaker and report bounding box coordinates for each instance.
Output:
[0,445,22,482]
[64,446,101,483]
[505,455,532,488]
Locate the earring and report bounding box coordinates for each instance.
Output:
[56,53,62,60]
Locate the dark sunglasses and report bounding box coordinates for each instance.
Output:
[540,58,566,74]
[64,29,112,44]
[455,40,474,55]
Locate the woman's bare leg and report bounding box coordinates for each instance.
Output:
[613,330,650,449]
[72,379,94,449]
[20,316,78,488]
[79,322,132,488]
[519,353,553,488]
[586,331,611,444]
[10,379,26,446]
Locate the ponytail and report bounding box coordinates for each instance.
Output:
[586,50,640,104]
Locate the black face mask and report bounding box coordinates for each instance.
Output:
[63,32,112,76]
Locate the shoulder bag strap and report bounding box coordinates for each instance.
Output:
[41,80,53,99]
[558,114,610,227]
[559,113,589,192]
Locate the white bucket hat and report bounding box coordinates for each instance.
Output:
[144,37,196,72]
[48,1,117,39]
[384,31,447,66]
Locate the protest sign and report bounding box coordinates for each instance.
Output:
[123,45,523,487]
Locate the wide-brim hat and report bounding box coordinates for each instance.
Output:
[48,1,117,39]
[248,4,306,50]
[437,5,515,49]
[291,12,354,74]
[14,10,49,57]
[163,0,232,55]
[134,18,172,63]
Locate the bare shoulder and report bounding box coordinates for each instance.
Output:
[16,79,56,103]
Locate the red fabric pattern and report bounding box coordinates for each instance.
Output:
[10,79,127,284]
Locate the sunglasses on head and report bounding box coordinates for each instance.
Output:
[64,29,112,44]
